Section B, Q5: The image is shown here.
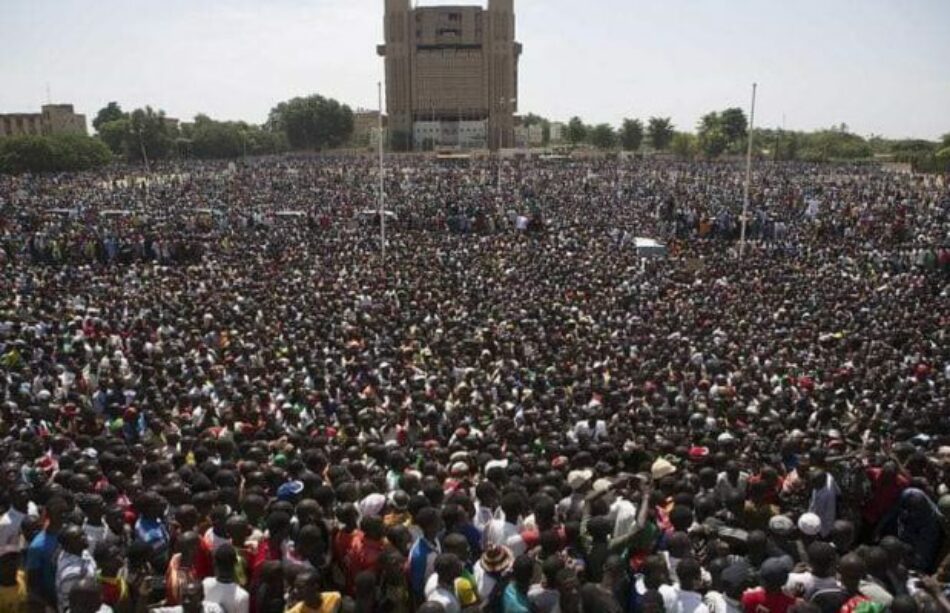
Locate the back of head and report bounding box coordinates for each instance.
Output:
[512,554,534,585]
[68,577,102,613]
[677,557,702,590]
[838,553,866,592]
[434,553,461,583]
[806,541,837,577]
[214,543,238,576]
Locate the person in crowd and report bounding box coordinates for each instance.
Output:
[0,156,947,613]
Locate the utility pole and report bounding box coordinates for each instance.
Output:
[739,82,757,259]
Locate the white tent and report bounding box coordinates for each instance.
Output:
[634,237,667,258]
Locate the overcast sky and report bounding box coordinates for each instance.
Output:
[2,0,948,139]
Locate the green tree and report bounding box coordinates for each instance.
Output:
[697,112,728,157]
[647,117,674,150]
[566,117,587,146]
[719,107,748,143]
[96,118,131,156]
[619,118,644,151]
[267,95,355,150]
[670,132,697,158]
[127,106,173,163]
[942,133,950,148]
[588,123,617,150]
[0,134,111,174]
[92,102,126,133]
[192,119,244,159]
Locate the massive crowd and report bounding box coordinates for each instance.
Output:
[0,155,948,613]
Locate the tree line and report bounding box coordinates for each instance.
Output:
[3,94,947,173]
[92,95,354,164]
[540,110,949,172]
[0,94,357,173]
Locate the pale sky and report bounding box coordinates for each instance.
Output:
[1,0,948,140]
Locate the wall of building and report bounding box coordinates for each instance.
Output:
[0,104,87,138]
[380,0,520,150]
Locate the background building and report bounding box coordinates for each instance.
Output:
[0,104,87,138]
[378,0,521,150]
[350,109,388,149]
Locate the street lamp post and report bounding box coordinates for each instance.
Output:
[739,83,757,259]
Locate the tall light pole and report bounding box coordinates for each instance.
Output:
[739,82,757,259]
[377,81,386,263]
[496,96,515,187]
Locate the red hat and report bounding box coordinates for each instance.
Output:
[62,403,79,417]
[688,446,710,461]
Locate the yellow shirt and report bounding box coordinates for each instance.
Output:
[286,592,342,613]
[0,570,28,613]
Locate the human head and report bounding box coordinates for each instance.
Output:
[180,581,207,613]
[68,577,103,613]
[213,543,238,582]
[434,553,463,588]
[293,570,322,606]
[60,524,88,555]
[806,541,837,578]
[676,557,702,591]
[838,553,866,593]
[512,554,534,589]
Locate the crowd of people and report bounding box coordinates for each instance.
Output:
[0,154,948,613]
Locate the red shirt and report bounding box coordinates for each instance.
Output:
[742,588,797,613]
[250,538,284,587]
[863,468,910,525]
[345,534,386,594]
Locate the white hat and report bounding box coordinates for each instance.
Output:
[567,469,594,491]
[651,458,677,480]
[797,512,822,536]
[717,432,735,444]
[358,493,387,518]
[484,459,508,474]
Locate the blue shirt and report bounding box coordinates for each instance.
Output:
[135,517,170,562]
[502,582,532,613]
[25,529,60,606]
[408,537,440,598]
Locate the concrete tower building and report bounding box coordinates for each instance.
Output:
[378,0,521,150]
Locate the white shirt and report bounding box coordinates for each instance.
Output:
[83,522,107,552]
[704,591,741,613]
[152,605,225,613]
[473,561,500,601]
[572,419,608,441]
[483,520,526,556]
[0,507,27,555]
[785,572,840,599]
[57,550,98,613]
[201,578,249,613]
[669,588,710,613]
[427,584,461,613]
